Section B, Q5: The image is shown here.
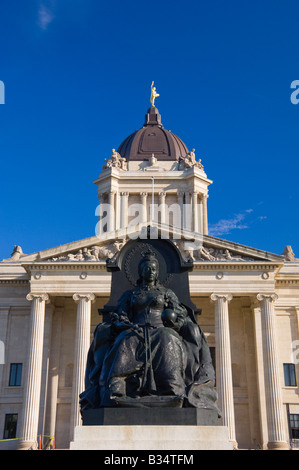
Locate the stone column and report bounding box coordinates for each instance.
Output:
[210,293,237,447]
[192,191,199,232]
[45,306,63,441]
[177,191,184,234]
[140,192,148,223]
[120,192,129,228]
[202,194,208,235]
[257,293,289,449]
[159,192,166,224]
[19,293,49,449]
[184,191,191,231]
[70,293,95,441]
[107,191,115,232]
[97,193,104,235]
[115,191,121,230]
[0,306,10,383]
[198,195,203,235]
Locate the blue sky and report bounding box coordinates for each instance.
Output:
[0,0,299,260]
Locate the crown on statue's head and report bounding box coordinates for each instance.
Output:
[140,247,158,264]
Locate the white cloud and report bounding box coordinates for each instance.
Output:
[38,2,55,30]
[209,207,269,237]
[209,213,248,237]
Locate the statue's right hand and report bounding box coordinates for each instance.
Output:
[110,312,142,335]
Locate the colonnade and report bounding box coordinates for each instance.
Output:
[18,291,289,449]
[98,190,209,235]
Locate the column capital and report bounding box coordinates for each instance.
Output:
[26,293,50,304]
[140,191,148,197]
[158,191,166,197]
[257,293,278,303]
[121,191,129,196]
[73,293,96,304]
[210,293,233,303]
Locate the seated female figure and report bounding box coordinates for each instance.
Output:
[80,249,217,410]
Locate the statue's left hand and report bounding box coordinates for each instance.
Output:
[113,319,132,332]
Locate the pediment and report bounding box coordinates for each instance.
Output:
[1,223,286,265]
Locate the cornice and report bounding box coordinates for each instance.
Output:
[276,279,299,286]
[94,166,213,185]
[192,262,281,271]
[0,279,29,285]
[21,262,107,273]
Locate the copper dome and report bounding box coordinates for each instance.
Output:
[117,106,189,161]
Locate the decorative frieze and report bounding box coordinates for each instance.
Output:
[47,241,126,262]
[192,246,256,262]
[174,240,281,265]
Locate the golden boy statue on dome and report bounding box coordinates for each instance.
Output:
[150,81,160,107]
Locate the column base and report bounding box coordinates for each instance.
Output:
[17,439,38,450]
[230,440,238,450]
[267,441,290,450]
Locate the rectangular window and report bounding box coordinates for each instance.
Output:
[9,363,22,386]
[3,414,18,439]
[289,414,299,440]
[284,363,297,387]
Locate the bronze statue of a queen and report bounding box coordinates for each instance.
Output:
[80,248,218,410]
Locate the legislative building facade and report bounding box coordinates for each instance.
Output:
[0,99,299,450]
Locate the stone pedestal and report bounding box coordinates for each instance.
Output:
[70,408,233,450]
[81,407,218,426]
[70,425,233,450]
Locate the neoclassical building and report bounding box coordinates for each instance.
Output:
[0,100,299,450]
